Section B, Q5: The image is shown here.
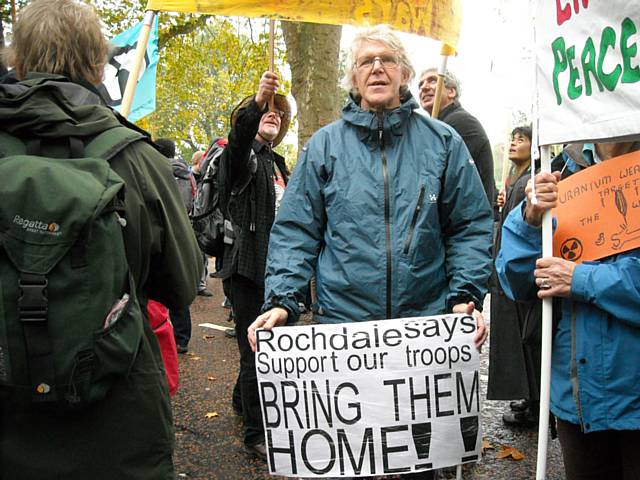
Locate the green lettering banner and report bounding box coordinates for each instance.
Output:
[536,1,640,144]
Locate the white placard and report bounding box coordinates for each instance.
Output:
[535,1,640,145]
[255,315,481,477]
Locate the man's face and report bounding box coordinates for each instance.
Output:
[353,41,407,111]
[508,133,532,166]
[418,70,456,115]
[257,110,282,143]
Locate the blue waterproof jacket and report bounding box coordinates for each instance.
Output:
[496,204,640,432]
[263,93,493,323]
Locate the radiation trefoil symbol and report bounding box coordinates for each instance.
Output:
[560,237,583,261]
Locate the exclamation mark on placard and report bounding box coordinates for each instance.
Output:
[411,422,433,470]
[459,415,479,462]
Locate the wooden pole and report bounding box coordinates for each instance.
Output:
[535,144,553,480]
[268,19,276,111]
[499,131,512,212]
[10,0,17,26]
[431,43,455,119]
[120,10,156,119]
[431,56,448,119]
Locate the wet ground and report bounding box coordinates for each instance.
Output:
[172,274,565,479]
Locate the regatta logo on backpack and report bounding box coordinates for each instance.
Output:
[0,127,146,412]
[12,215,61,236]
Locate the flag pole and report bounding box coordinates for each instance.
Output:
[499,131,511,211]
[268,19,276,111]
[120,10,156,119]
[535,144,553,480]
[431,43,455,119]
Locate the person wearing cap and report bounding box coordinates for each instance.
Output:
[218,70,290,460]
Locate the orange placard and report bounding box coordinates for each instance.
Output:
[553,150,640,263]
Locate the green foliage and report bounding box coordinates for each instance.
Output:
[148,17,289,160]
[93,3,294,162]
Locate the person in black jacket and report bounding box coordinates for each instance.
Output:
[418,68,495,208]
[219,71,290,460]
[486,126,542,427]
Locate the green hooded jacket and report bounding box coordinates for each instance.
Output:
[0,74,202,480]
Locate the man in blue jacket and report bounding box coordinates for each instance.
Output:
[496,141,640,479]
[249,27,492,478]
[250,25,492,333]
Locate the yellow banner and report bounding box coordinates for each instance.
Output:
[145,0,462,46]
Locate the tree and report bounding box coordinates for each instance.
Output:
[0,0,28,74]
[148,18,288,160]
[281,22,343,154]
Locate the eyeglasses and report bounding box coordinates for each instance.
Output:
[355,54,400,70]
[268,109,286,119]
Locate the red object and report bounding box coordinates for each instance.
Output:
[146,300,179,396]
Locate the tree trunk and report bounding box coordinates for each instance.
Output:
[281,22,342,155]
[0,15,6,76]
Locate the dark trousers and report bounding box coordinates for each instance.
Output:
[224,274,264,446]
[557,418,640,479]
[169,305,192,347]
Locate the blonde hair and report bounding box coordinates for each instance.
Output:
[342,25,415,100]
[4,0,109,85]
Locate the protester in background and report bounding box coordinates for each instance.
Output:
[249,26,492,479]
[496,141,640,479]
[418,68,495,209]
[218,71,290,460]
[155,138,198,353]
[487,126,542,427]
[190,149,206,182]
[0,0,202,477]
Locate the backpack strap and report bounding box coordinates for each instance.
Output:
[84,126,146,162]
[0,131,27,157]
[18,272,58,403]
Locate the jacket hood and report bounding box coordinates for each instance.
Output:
[341,90,420,146]
[0,73,124,140]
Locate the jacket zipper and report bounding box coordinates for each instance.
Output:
[378,112,392,320]
[403,185,426,254]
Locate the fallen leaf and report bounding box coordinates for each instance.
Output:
[189,356,201,361]
[203,334,215,340]
[205,412,219,419]
[496,445,525,460]
[511,449,525,460]
[482,439,494,453]
[207,376,216,382]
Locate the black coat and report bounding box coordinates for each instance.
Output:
[439,101,495,207]
[220,98,289,286]
[487,169,541,401]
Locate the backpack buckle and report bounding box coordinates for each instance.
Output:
[18,274,48,322]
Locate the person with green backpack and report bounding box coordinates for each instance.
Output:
[0,1,202,479]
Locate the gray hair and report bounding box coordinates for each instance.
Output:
[342,25,415,100]
[419,68,462,100]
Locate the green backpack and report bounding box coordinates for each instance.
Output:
[0,127,146,411]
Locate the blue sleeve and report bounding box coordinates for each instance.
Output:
[262,135,328,323]
[439,135,494,310]
[571,254,640,327]
[495,201,542,301]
